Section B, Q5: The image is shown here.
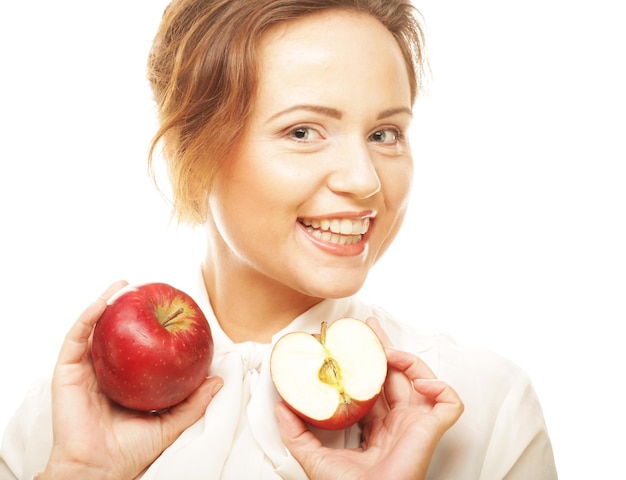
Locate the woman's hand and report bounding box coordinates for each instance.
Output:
[39,281,223,480]
[275,317,463,480]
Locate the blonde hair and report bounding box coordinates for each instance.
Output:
[147,0,426,224]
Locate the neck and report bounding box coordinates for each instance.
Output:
[202,248,322,344]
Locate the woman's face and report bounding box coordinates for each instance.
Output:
[207,10,413,300]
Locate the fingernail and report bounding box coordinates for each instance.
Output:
[276,400,291,416]
[413,378,438,384]
[274,403,284,423]
[210,380,224,396]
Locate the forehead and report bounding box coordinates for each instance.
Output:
[254,10,412,113]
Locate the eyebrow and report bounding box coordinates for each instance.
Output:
[376,106,413,119]
[268,105,342,121]
[267,104,413,122]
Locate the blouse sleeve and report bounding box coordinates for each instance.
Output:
[478,369,558,480]
[0,378,53,480]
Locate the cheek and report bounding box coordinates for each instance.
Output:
[381,160,414,211]
[208,157,302,235]
[206,163,256,243]
[372,160,413,258]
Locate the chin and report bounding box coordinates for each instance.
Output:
[306,277,366,300]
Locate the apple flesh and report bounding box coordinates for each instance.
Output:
[92,282,213,412]
[270,317,387,430]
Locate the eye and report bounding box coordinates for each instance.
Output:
[368,128,401,144]
[288,127,323,142]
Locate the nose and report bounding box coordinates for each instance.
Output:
[327,137,381,199]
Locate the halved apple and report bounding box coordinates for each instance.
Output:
[270,317,387,430]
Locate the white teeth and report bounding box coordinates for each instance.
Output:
[358,217,370,234]
[340,219,353,235]
[300,217,370,235]
[299,216,372,246]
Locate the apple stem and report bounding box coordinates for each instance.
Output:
[163,307,184,327]
[320,321,328,345]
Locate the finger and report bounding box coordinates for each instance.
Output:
[365,317,393,347]
[365,317,405,411]
[57,280,128,365]
[385,347,437,381]
[275,402,324,473]
[359,318,392,421]
[383,364,414,409]
[366,319,424,406]
[413,379,465,429]
[383,347,436,410]
[360,391,389,436]
[158,376,223,447]
[413,379,464,408]
[369,380,391,415]
[359,407,385,445]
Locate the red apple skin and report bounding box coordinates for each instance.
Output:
[91,283,213,412]
[284,394,380,431]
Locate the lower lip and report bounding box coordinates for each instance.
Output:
[297,222,370,257]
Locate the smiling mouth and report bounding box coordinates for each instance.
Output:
[298,217,371,246]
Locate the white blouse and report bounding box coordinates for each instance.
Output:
[0,270,557,479]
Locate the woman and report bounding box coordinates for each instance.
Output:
[0,0,556,478]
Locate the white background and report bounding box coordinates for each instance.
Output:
[1,1,624,478]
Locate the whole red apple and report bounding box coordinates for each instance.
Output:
[91,282,213,412]
[270,317,387,430]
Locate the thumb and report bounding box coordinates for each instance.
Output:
[158,376,223,447]
[275,402,324,473]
